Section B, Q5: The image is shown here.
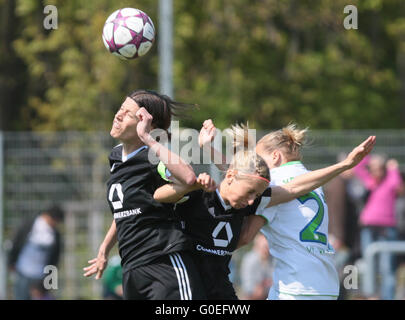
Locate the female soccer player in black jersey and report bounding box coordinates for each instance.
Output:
[84,90,207,300]
[153,121,376,299]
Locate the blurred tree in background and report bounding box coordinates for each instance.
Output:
[0,0,158,131]
[0,0,404,131]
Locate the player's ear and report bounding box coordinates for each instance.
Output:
[272,150,281,162]
[225,169,237,184]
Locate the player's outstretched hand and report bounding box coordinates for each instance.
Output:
[343,135,376,169]
[199,119,216,148]
[196,173,217,192]
[136,107,154,143]
[83,253,108,280]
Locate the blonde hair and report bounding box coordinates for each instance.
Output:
[227,123,270,181]
[258,123,308,161]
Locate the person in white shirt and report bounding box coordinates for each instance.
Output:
[238,124,371,300]
[8,206,64,300]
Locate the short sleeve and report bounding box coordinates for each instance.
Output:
[255,187,272,215]
[258,206,278,225]
[157,161,172,182]
[175,196,190,204]
[174,190,201,205]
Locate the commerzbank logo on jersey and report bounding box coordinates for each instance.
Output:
[109,183,124,210]
[212,221,233,247]
[108,183,143,219]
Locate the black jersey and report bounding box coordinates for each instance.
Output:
[174,188,272,298]
[106,145,191,273]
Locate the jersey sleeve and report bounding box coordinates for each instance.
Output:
[254,188,277,224]
[255,187,272,215]
[257,205,278,225]
[174,189,201,205]
[175,195,190,204]
[157,161,172,182]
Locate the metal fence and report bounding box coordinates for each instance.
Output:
[0,129,405,299]
[1,132,115,299]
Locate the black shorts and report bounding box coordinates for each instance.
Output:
[122,252,206,300]
[192,254,238,300]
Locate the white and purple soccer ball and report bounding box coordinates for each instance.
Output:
[102,8,155,60]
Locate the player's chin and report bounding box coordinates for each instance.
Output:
[234,202,247,209]
[110,128,120,139]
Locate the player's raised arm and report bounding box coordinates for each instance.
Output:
[199,119,229,171]
[268,135,376,207]
[136,107,196,186]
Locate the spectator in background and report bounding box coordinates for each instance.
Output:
[394,172,405,299]
[354,154,403,300]
[8,205,64,300]
[396,172,405,240]
[325,153,367,299]
[240,233,273,300]
[102,255,123,300]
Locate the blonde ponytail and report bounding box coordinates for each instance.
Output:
[226,123,270,182]
[258,122,308,161]
[229,123,256,153]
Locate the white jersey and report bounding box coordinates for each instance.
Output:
[259,161,339,298]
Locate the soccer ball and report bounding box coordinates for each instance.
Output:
[102,8,155,60]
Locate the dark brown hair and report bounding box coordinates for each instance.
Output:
[128,90,195,134]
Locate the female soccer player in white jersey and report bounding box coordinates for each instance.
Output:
[237,124,376,300]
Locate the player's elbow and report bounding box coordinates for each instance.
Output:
[274,185,297,204]
[285,184,306,199]
[289,185,301,197]
[183,173,196,186]
[153,194,172,203]
[153,190,166,202]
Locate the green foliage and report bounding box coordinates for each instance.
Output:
[1,0,405,131]
[10,0,158,131]
[174,0,403,130]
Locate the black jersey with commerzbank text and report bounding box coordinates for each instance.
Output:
[106,145,191,273]
[174,188,272,283]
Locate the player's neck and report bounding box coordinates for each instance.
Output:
[122,140,146,157]
[217,182,231,206]
[274,154,292,168]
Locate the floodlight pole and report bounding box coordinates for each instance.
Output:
[158,0,174,98]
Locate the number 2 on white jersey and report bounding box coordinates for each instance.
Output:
[297,191,327,245]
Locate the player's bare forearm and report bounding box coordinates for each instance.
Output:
[154,182,199,203]
[199,119,229,171]
[154,173,217,203]
[136,107,196,186]
[145,136,196,186]
[99,220,118,256]
[268,136,376,207]
[269,162,348,206]
[203,145,229,172]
